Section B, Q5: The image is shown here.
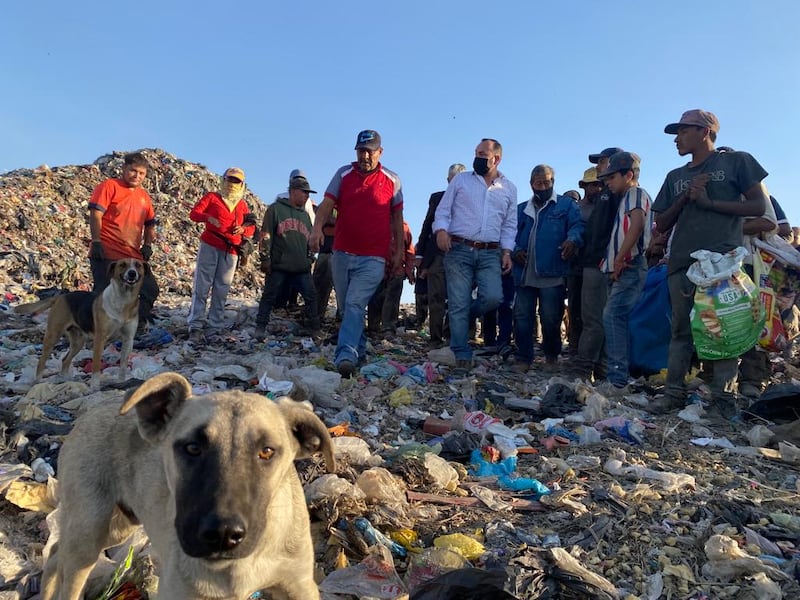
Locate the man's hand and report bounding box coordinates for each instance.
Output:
[560,240,576,260]
[512,249,527,266]
[259,254,271,275]
[309,231,323,253]
[90,241,105,261]
[612,256,627,281]
[231,225,244,235]
[391,252,402,274]
[436,230,451,252]
[140,244,153,262]
[687,173,712,206]
[501,253,512,274]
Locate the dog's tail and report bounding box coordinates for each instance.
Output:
[14,297,60,315]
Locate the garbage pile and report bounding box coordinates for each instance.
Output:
[2,151,800,599]
[0,148,267,297]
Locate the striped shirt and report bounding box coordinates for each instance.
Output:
[600,186,651,273]
[433,171,518,251]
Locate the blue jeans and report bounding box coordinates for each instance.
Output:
[331,251,385,366]
[482,272,515,346]
[513,284,565,363]
[603,255,646,386]
[444,245,503,360]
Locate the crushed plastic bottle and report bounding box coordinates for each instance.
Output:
[353,517,408,558]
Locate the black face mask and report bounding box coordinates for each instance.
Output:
[473,157,490,176]
[534,187,553,203]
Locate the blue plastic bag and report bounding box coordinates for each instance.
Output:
[629,265,670,376]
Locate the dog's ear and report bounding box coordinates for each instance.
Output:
[277,398,336,473]
[120,372,193,443]
[106,260,119,277]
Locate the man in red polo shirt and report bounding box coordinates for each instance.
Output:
[310,130,404,377]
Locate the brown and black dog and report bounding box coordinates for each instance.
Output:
[15,258,144,386]
[41,372,335,600]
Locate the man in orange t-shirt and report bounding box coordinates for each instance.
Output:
[88,151,159,323]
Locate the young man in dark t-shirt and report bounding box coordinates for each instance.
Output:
[650,110,768,417]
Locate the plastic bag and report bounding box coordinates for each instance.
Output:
[332,436,372,466]
[405,548,470,594]
[319,546,407,599]
[433,533,486,561]
[688,248,763,359]
[753,249,788,351]
[629,265,671,375]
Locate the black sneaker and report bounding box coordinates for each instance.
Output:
[709,395,739,421]
[337,360,356,378]
[648,395,686,415]
[455,358,473,370]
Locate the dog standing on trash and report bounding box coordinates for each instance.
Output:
[15,258,144,386]
[41,372,335,600]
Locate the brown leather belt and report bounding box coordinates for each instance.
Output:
[450,235,499,250]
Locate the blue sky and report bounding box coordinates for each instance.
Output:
[2,1,798,300]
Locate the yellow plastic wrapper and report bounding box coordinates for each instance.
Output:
[388,387,413,407]
[389,528,420,552]
[433,532,485,561]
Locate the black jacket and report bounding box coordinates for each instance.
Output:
[416,191,445,269]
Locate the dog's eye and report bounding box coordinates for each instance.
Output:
[258,447,275,461]
[184,443,201,456]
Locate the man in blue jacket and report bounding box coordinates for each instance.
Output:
[511,164,584,372]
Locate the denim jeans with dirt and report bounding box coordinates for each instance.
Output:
[331,251,385,367]
[444,244,503,361]
[603,255,646,387]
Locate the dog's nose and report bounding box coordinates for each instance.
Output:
[198,515,247,551]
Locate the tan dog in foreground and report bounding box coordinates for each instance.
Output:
[15,258,144,386]
[41,372,335,600]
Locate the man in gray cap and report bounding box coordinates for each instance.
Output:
[651,109,769,417]
[254,169,320,339]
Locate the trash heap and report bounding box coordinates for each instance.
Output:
[0,148,267,298]
[2,151,800,599]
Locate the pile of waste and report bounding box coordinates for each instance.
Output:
[0,148,267,298]
[2,151,800,600]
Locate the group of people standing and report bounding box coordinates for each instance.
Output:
[84,109,792,418]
